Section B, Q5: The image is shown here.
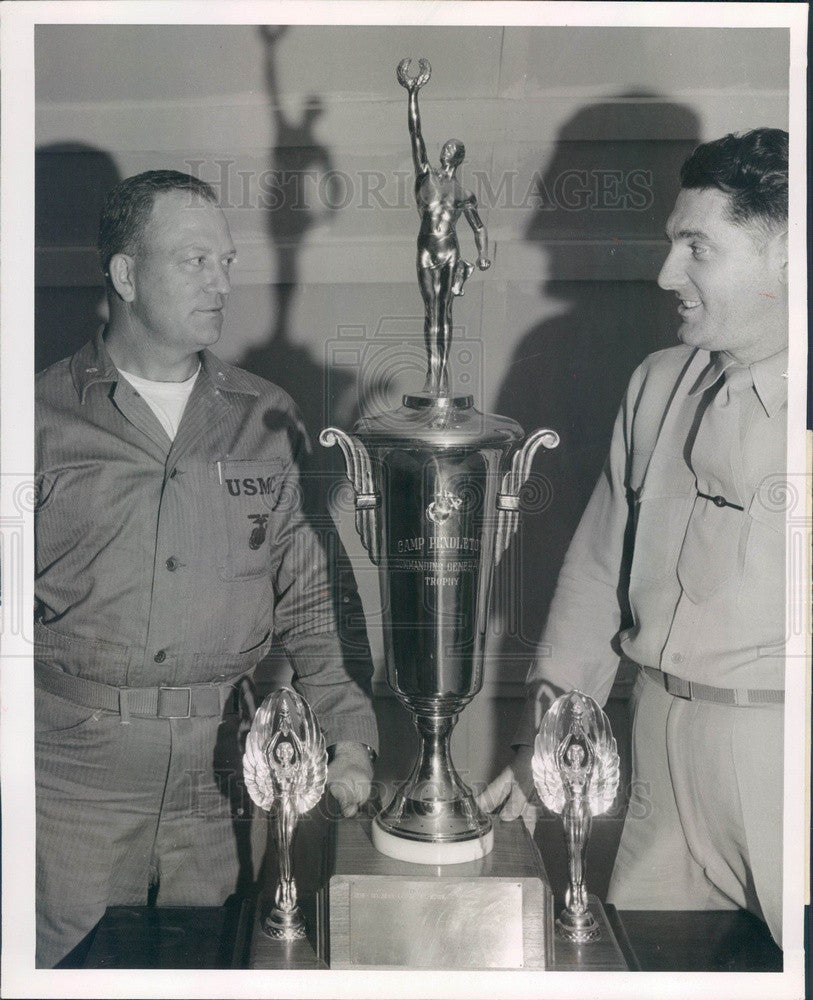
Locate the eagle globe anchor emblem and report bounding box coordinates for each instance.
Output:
[426,488,463,524]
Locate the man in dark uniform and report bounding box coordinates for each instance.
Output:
[35,170,378,966]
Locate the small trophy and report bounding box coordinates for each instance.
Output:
[243,688,327,939]
[532,691,619,943]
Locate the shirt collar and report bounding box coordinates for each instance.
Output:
[688,351,731,398]
[70,330,257,401]
[69,327,119,402]
[687,346,788,417]
[199,350,259,396]
[749,347,788,417]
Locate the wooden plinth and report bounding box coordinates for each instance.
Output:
[248,811,627,972]
[321,817,553,970]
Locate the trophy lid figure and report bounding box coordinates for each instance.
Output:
[397,58,491,396]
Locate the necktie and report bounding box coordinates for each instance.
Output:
[677,365,753,603]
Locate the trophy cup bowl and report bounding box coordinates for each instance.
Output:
[323,405,557,865]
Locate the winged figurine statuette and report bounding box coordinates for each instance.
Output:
[243,687,328,939]
[532,690,619,942]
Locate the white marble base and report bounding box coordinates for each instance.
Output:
[372,820,494,865]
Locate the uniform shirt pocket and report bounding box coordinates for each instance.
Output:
[628,449,694,585]
[211,459,285,581]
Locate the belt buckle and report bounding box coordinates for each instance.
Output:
[665,674,693,700]
[158,686,192,719]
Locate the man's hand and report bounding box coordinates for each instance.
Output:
[327,741,374,817]
[475,746,537,828]
[476,256,491,271]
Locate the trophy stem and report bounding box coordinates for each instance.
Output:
[411,713,461,800]
[373,709,493,865]
[556,801,601,941]
[262,799,307,940]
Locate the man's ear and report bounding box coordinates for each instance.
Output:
[108,253,137,302]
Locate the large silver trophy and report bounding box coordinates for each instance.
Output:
[321,59,558,864]
[243,688,327,939]
[532,691,620,942]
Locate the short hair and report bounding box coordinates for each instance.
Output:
[441,139,466,167]
[680,128,788,232]
[97,169,217,277]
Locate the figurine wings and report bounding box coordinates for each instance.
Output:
[531,690,620,816]
[243,688,328,815]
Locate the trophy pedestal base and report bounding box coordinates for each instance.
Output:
[551,894,627,971]
[321,817,553,969]
[372,817,494,865]
[556,905,601,943]
[262,906,307,941]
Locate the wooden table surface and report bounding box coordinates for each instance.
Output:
[82,899,782,972]
[81,815,782,973]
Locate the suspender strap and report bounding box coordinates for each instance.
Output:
[642,665,783,706]
[35,660,243,720]
[696,490,744,511]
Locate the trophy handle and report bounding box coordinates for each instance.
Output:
[319,427,381,565]
[495,428,559,566]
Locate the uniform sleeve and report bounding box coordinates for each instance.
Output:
[269,424,378,752]
[513,366,643,745]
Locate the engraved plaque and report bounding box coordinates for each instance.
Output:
[347,878,524,969]
[323,818,553,970]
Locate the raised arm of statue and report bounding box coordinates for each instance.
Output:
[397,57,431,176]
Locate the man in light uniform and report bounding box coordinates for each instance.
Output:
[35,170,378,966]
[480,129,788,945]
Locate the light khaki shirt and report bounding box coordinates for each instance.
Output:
[518,343,787,742]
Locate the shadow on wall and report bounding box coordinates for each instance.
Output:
[237,27,379,703]
[492,95,701,685]
[35,142,120,372]
[238,25,356,445]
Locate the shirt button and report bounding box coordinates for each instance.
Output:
[671,652,684,664]
[154,650,167,663]
[166,557,179,571]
